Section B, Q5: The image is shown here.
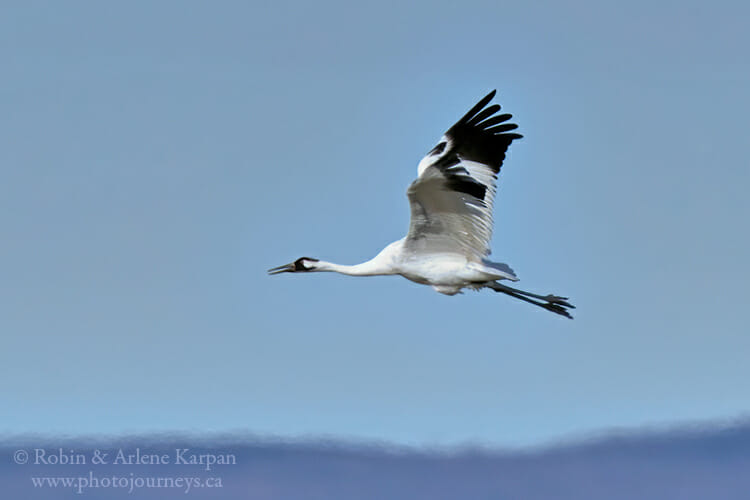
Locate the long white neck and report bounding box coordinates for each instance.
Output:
[313,258,396,277]
[311,241,402,277]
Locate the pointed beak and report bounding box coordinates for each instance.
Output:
[267,262,296,275]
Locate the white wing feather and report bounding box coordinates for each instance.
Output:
[404,90,522,262]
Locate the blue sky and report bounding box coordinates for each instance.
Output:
[2,1,749,447]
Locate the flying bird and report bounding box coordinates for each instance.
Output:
[268,91,575,318]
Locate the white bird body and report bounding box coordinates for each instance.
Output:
[269,91,575,318]
[300,239,516,294]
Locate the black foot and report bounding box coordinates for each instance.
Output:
[542,302,574,319]
[544,295,576,309]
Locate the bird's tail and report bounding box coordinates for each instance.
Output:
[470,261,519,282]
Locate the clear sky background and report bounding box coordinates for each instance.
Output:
[2,1,748,447]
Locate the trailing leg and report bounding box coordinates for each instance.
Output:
[491,282,575,309]
[487,282,575,319]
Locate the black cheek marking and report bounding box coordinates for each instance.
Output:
[294,257,318,271]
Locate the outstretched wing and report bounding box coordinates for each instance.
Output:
[405,90,522,261]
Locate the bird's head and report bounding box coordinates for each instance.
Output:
[267,257,320,275]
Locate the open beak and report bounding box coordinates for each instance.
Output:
[267,262,296,275]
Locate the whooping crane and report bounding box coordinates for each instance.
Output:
[268,91,575,318]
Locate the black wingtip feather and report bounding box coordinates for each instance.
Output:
[485,123,519,134]
[443,91,522,172]
[476,114,513,129]
[468,104,501,126]
[458,90,497,124]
